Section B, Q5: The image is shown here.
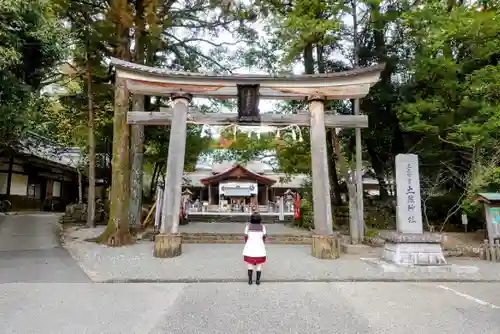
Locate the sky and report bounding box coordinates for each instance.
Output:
[175,7,354,139]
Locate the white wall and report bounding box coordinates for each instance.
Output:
[0,173,7,195]
[10,174,28,196]
[0,173,28,196]
[53,181,61,197]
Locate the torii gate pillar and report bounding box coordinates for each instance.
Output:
[309,96,339,259]
[154,93,192,258]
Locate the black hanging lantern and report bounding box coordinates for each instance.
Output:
[237,84,260,123]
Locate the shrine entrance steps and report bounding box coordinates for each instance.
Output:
[179,222,311,245]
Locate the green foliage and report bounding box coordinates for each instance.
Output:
[41,0,262,178]
[265,0,344,64]
[398,2,500,219]
[275,128,311,175]
[144,124,211,172]
[0,0,67,149]
[400,4,500,150]
[210,130,276,164]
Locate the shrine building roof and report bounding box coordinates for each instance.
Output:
[199,164,277,185]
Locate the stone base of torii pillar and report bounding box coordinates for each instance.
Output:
[311,235,341,259]
[154,234,182,258]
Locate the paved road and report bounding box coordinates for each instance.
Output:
[1,282,500,333]
[0,213,90,283]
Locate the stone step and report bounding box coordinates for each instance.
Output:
[140,230,311,244]
[182,233,311,245]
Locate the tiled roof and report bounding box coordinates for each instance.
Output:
[111,57,385,81]
[17,134,83,169]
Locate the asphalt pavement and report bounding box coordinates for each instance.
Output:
[0,213,90,283]
[1,282,500,333]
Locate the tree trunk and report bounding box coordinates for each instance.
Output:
[303,43,314,75]
[317,45,342,207]
[98,76,132,246]
[128,0,146,231]
[98,0,132,245]
[150,162,160,198]
[332,131,360,244]
[86,46,96,228]
[366,144,389,199]
[326,129,343,206]
[77,169,83,204]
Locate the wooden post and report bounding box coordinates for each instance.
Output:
[208,185,212,205]
[309,96,339,259]
[156,94,191,258]
[265,185,269,205]
[154,179,164,231]
[129,94,145,230]
[485,239,491,261]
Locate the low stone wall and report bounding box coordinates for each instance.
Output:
[141,230,312,244]
[60,203,88,224]
[60,203,149,226]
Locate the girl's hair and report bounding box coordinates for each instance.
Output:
[250,212,262,224]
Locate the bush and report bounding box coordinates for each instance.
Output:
[365,207,395,230]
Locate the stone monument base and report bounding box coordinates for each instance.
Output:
[380,232,447,266]
[312,234,341,259]
[361,257,478,275]
[154,233,182,258]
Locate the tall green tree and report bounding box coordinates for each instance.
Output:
[0,0,67,151]
[398,1,500,226]
[46,0,261,245]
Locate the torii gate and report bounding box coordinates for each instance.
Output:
[110,57,383,259]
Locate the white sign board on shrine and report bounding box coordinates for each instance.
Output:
[219,182,258,196]
[395,154,423,234]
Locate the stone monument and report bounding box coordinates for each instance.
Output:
[381,154,447,266]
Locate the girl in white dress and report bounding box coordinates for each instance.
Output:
[243,213,267,285]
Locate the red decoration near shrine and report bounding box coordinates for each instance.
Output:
[293,193,301,220]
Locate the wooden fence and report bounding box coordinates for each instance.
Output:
[480,240,500,261]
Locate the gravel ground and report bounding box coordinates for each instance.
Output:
[62,226,500,283]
